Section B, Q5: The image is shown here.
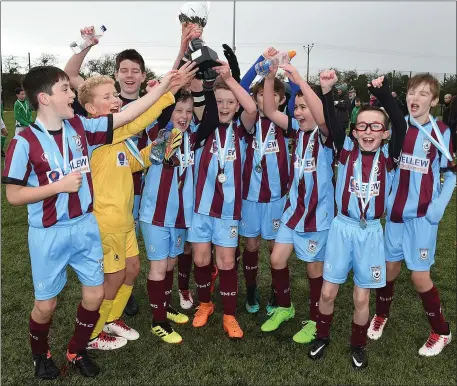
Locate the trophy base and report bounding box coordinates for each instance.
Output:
[190,46,220,79]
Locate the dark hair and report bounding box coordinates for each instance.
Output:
[115,49,146,73]
[407,73,440,100]
[252,78,286,100]
[175,89,193,104]
[356,105,389,126]
[355,97,361,103]
[15,87,24,95]
[22,66,70,110]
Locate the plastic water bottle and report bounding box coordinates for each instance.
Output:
[150,122,174,165]
[255,51,297,76]
[70,25,107,54]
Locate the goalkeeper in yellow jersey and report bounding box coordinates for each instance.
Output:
[65,62,195,350]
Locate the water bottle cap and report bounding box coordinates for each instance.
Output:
[165,122,173,131]
[100,25,107,32]
[70,42,77,48]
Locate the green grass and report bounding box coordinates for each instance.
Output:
[1,110,456,385]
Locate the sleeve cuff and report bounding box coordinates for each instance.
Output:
[2,176,27,186]
[106,114,114,144]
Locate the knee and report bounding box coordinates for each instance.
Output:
[218,256,235,270]
[353,292,369,311]
[34,298,57,319]
[386,261,401,280]
[245,238,260,253]
[411,271,432,292]
[83,286,105,307]
[126,257,141,279]
[320,289,337,305]
[270,252,287,270]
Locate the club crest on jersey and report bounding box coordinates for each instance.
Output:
[73,135,83,151]
[374,161,380,175]
[41,152,50,163]
[229,226,238,238]
[422,139,431,154]
[114,254,119,262]
[117,151,129,167]
[307,240,318,254]
[272,219,280,231]
[371,266,382,282]
[176,235,182,248]
[99,259,104,272]
[419,248,429,260]
[46,168,63,184]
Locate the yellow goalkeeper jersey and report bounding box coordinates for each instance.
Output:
[91,92,174,233]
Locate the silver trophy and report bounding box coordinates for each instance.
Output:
[178,1,219,79]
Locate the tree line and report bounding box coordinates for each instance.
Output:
[2,53,456,111]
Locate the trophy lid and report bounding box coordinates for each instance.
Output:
[178,2,211,28]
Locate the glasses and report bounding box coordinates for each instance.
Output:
[355,121,386,132]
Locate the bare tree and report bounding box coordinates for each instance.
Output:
[2,55,22,74]
[33,53,58,67]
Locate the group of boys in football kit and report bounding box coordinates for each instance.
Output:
[2,21,455,380]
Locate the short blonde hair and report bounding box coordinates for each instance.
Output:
[78,75,115,107]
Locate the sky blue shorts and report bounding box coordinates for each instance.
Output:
[28,213,104,301]
[275,222,328,263]
[187,213,239,248]
[239,196,286,240]
[323,214,386,289]
[140,222,186,260]
[385,217,437,271]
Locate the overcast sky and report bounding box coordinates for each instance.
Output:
[1,1,456,79]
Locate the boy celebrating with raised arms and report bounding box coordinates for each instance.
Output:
[65,28,150,316]
[308,71,406,369]
[369,74,455,357]
[237,48,291,314]
[140,89,199,344]
[2,65,180,379]
[260,63,333,345]
[188,60,257,339]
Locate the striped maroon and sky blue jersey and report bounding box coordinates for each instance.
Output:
[193,120,246,220]
[139,122,197,228]
[242,116,290,203]
[282,119,335,232]
[387,117,455,223]
[2,115,113,228]
[336,136,396,221]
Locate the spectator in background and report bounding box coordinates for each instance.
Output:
[369,93,382,107]
[0,91,7,157]
[442,94,452,126]
[334,83,350,130]
[13,87,33,135]
[349,97,361,139]
[348,87,356,115]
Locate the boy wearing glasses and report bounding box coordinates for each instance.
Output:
[308,72,406,369]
